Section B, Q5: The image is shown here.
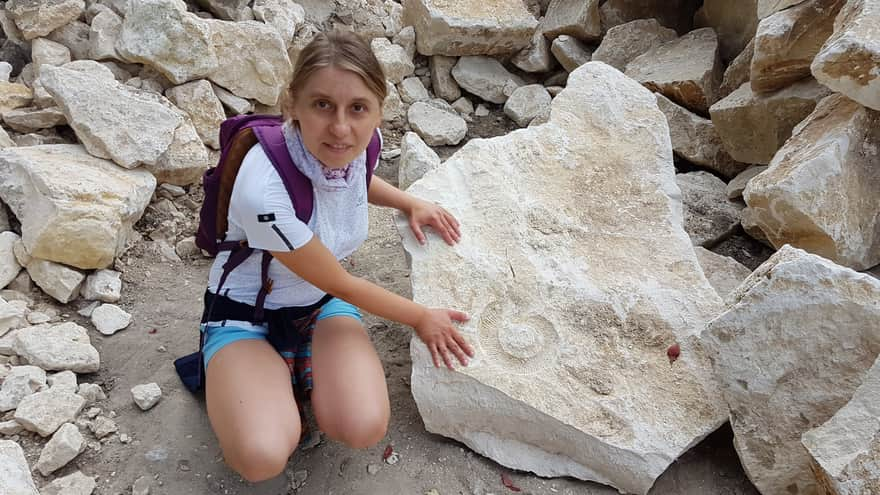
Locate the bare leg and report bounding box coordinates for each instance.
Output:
[205,339,301,482]
[311,316,390,448]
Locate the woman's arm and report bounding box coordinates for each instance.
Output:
[368,176,461,245]
[271,238,473,368]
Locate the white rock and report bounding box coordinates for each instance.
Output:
[14,389,87,437]
[0,439,39,495]
[212,83,254,115]
[429,55,461,102]
[592,18,678,72]
[382,81,406,124]
[397,62,725,495]
[0,144,156,271]
[394,25,417,60]
[702,245,880,495]
[31,38,71,73]
[676,171,744,247]
[371,38,414,84]
[39,471,96,495]
[46,19,90,61]
[81,269,122,303]
[36,422,85,475]
[5,0,85,41]
[726,165,768,199]
[0,365,47,412]
[48,370,78,394]
[398,132,441,190]
[474,104,490,117]
[1,107,67,133]
[89,8,123,61]
[407,101,468,146]
[451,97,474,116]
[0,419,24,435]
[694,247,752,299]
[131,383,162,411]
[26,260,85,304]
[196,0,253,21]
[13,322,100,373]
[0,127,15,148]
[0,299,28,338]
[0,232,22,291]
[164,79,224,150]
[91,303,132,336]
[539,0,601,42]
[89,415,117,439]
[252,0,305,48]
[511,31,555,73]
[77,383,107,404]
[550,35,592,73]
[398,77,431,104]
[0,63,11,83]
[451,56,524,104]
[503,84,551,127]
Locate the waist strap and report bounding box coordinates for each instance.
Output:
[202,290,333,324]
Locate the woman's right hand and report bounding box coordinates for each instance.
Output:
[414,308,475,369]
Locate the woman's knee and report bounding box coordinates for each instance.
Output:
[224,430,300,482]
[321,402,389,449]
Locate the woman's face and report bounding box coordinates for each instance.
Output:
[289,66,383,169]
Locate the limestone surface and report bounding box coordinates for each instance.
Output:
[811,0,880,111]
[758,0,809,18]
[14,389,86,437]
[539,0,601,42]
[164,79,225,149]
[0,144,156,270]
[451,56,524,104]
[407,101,467,146]
[719,38,754,100]
[397,62,726,495]
[0,440,39,495]
[429,55,461,102]
[503,84,552,128]
[550,35,592,73]
[13,322,100,373]
[511,31,555,73]
[693,247,752,299]
[694,0,759,62]
[598,0,701,35]
[25,260,84,304]
[36,422,85,476]
[592,19,677,71]
[39,471,96,495]
[402,0,537,56]
[371,38,415,84]
[399,132,441,190]
[743,93,880,270]
[5,0,85,40]
[702,245,880,495]
[727,165,768,199]
[676,171,744,247]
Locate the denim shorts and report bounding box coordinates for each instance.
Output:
[200,297,361,367]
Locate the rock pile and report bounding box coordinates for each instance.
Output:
[0,0,877,494]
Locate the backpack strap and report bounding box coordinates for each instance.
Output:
[253,125,314,224]
[365,129,381,189]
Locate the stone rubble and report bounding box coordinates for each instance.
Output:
[131,382,162,411]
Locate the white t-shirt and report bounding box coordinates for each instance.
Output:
[206,141,370,309]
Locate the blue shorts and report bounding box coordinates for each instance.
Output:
[200,297,361,368]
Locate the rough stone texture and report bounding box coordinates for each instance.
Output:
[81,269,122,303]
[212,83,254,115]
[396,62,726,495]
[25,260,84,304]
[727,165,768,199]
[165,79,225,149]
[429,55,461,102]
[503,84,552,127]
[0,82,34,114]
[39,471,96,495]
[399,131,441,190]
[31,38,71,73]
[47,19,91,61]
[743,93,880,271]
[407,101,467,146]
[14,389,87,437]
[1,107,67,133]
[702,245,880,495]
[759,0,809,18]
[550,35,593,73]
[451,56,524,104]
[394,25,417,60]
[751,0,845,93]
[253,0,305,48]
[91,303,132,335]
[371,37,415,84]
[402,0,538,56]
[117,0,218,85]
[676,171,745,247]
[0,144,156,270]
[694,0,759,62]
[539,0,601,42]
[6,0,85,40]
[0,232,22,290]
[131,382,162,411]
[598,0,702,35]
[48,370,77,394]
[802,354,880,495]
[655,93,746,179]
[0,440,39,495]
[89,9,123,61]
[0,365,46,412]
[719,38,754,100]
[382,81,406,124]
[625,28,724,115]
[196,0,253,21]
[811,0,880,111]
[511,31,555,73]
[399,77,431,104]
[694,247,752,299]
[13,322,100,373]
[709,78,831,164]
[592,19,677,71]
[36,422,85,476]
[204,19,292,106]
[0,127,15,148]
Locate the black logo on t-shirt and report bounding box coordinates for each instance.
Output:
[257,213,276,222]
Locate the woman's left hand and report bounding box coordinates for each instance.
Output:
[407,198,461,246]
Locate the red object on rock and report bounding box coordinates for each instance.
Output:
[667,343,681,364]
[501,473,521,492]
[382,444,393,461]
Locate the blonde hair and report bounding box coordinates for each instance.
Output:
[282,31,387,122]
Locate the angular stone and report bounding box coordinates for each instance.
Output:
[117,0,218,85]
[0,127,14,149]
[40,471,96,495]
[751,0,845,93]
[719,38,754,100]
[503,84,551,127]
[0,145,156,270]
[26,260,84,304]
[655,93,746,178]
[811,0,880,111]
[91,303,131,336]
[758,0,809,18]
[539,0,601,42]
[0,298,26,338]
[196,0,253,21]
[599,0,702,35]
[592,19,677,72]
[131,382,162,411]
[31,38,71,73]
[550,35,592,73]
[89,8,123,61]
[81,269,122,303]
[0,232,23,290]
[743,93,880,270]
[0,365,47,412]
[430,55,461,102]
[676,171,744,247]
[89,415,117,439]
[204,19,291,106]
[407,101,467,146]
[402,0,537,56]
[399,77,431,104]
[212,83,254,115]
[802,354,880,494]
[0,82,34,114]
[14,389,86,437]
[151,114,211,186]
[451,96,474,115]
[253,0,305,48]
[47,370,77,394]
[625,28,723,114]
[726,165,768,199]
[371,37,414,84]
[46,20,91,61]
[694,247,752,298]
[77,383,106,403]
[709,78,831,164]
[6,0,85,41]
[511,31,555,73]
[394,25,417,60]
[694,0,759,62]
[165,79,224,149]
[397,62,725,495]
[702,245,880,495]
[0,440,39,495]
[36,422,85,475]
[399,131,441,190]
[13,322,100,373]
[451,56,524,104]
[1,107,67,133]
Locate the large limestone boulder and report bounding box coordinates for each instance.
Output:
[694,0,759,62]
[116,0,218,85]
[592,18,678,71]
[165,79,225,149]
[743,93,880,271]
[751,0,845,93]
[13,322,100,373]
[5,0,85,41]
[0,440,39,495]
[539,0,601,42]
[625,28,724,114]
[0,145,156,270]
[396,62,726,495]
[709,78,831,164]
[702,245,880,495]
[402,0,538,56]
[811,0,880,111]
[802,354,880,494]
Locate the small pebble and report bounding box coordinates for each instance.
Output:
[366,464,381,475]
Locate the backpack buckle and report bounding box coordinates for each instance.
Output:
[264,278,274,294]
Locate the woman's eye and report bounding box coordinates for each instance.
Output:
[352,103,366,113]
[315,100,331,109]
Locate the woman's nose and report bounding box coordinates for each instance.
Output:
[329,111,349,137]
